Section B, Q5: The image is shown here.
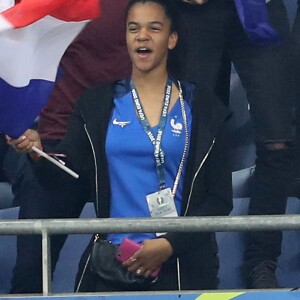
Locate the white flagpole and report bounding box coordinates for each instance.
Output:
[32,146,79,179]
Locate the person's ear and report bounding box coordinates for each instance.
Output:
[168,32,178,50]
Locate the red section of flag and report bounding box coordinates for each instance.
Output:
[2,0,101,28]
[51,0,101,22]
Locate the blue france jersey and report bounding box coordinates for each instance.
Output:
[106,81,192,245]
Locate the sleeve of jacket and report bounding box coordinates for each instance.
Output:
[32,88,98,188]
[163,125,233,256]
[196,126,233,217]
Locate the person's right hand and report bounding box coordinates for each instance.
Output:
[123,238,173,278]
[6,129,42,154]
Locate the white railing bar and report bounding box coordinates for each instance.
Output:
[42,230,51,295]
[0,215,300,235]
[1,214,300,295]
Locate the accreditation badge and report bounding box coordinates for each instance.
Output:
[146,188,178,236]
[146,187,178,218]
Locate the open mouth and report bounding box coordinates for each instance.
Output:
[136,47,152,55]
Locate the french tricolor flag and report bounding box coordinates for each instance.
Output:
[0,0,101,138]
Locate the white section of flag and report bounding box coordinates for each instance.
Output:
[0,14,12,30]
[0,0,14,13]
[0,16,87,87]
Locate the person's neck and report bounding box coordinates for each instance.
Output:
[131,68,169,94]
[130,68,177,127]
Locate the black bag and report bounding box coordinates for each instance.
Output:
[90,238,153,290]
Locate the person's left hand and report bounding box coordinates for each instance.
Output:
[122,238,173,278]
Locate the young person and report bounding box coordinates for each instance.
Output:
[7,0,232,292]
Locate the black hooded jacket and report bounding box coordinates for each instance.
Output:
[35,82,233,289]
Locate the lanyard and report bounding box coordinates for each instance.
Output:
[131,78,172,190]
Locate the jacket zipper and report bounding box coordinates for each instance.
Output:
[183,138,215,217]
[75,123,99,292]
[84,124,99,213]
[175,139,215,291]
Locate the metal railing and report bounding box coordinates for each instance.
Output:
[1,214,300,296]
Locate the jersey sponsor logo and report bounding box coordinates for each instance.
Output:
[113,118,131,128]
[170,118,183,135]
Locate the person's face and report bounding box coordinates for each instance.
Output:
[126,2,178,74]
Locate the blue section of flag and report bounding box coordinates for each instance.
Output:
[234,0,282,46]
[0,78,53,138]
